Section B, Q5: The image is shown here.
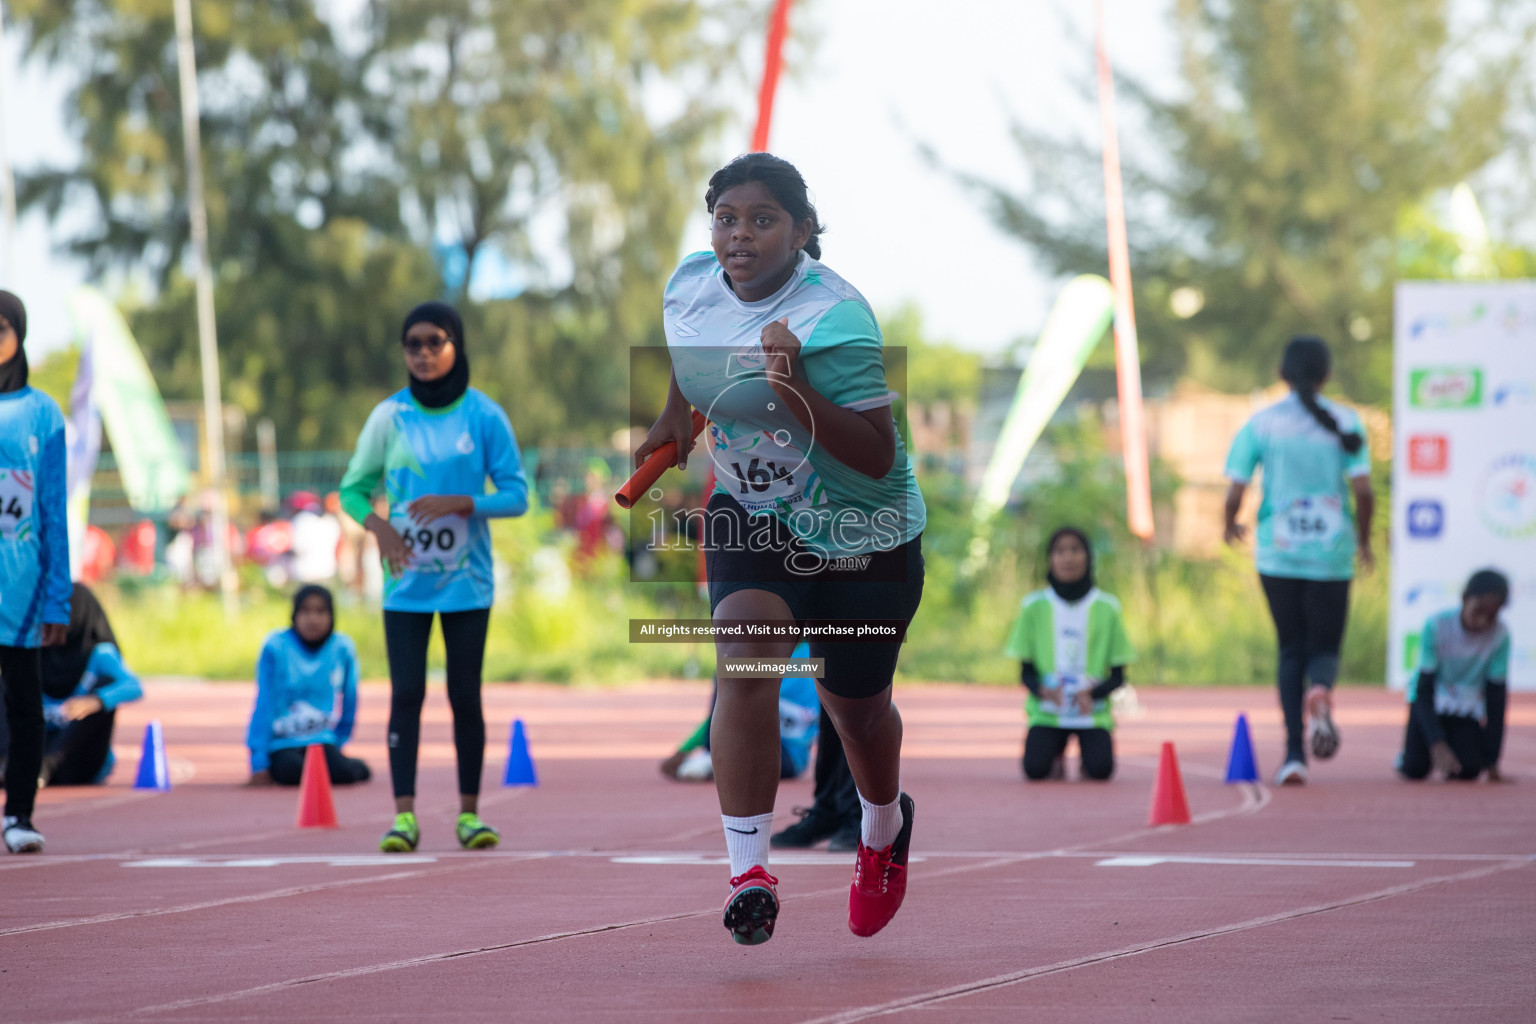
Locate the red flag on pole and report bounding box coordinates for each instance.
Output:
[1094,0,1155,542]
[752,0,795,152]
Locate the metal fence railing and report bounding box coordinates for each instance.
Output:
[84,448,643,525]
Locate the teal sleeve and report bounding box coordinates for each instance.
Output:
[247,640,280,773]
[336,640,358,746]
[473,401,529,518]
[88,644,143,711]
[38,419,72,625]
[339,404,389,526]
[1224,421,1260,483]
[1489,632,1511,680]
[801,301,891,409]
[1418,619,1440,673]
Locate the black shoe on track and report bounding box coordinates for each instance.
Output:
[770,804,840,848]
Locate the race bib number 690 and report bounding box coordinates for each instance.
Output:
[390,512,468,572]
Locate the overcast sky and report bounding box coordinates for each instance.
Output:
[0,0,1175,360]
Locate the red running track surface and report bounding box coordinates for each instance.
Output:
[4,681,1534,1022]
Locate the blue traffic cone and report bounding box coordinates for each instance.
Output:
[502,719,538,787]
[133,721,171,791]
[1223,713,1260,784]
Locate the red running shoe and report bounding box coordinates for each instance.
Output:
[723,865,780,945]
[848,792,915,937]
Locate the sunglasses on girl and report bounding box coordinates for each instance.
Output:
[402,335,450,355]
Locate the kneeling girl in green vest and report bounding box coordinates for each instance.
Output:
[1004,527,1135,781]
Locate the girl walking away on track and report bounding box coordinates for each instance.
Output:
[340,301,529,852]
[37,585,142,787]
[1397,570,1512,783]
[0,290,69,853]
[636,153,926,945]
[1005,528,1135,782]
[1224,335,1374,786]
[246,585,370,789]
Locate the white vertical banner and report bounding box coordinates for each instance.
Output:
[1391,282,1536,691]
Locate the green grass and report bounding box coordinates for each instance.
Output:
[98,431,1391,685]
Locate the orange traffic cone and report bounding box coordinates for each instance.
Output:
[295,744,339,829]
[1148,741,1192,826]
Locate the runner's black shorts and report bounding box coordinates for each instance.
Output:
[703,491,924,700]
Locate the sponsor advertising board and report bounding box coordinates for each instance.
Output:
[1392,282,1536,690]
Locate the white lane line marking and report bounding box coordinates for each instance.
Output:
[791,857,1535,1024]
[56,854,1037,1024]
[48,778,1277,1018]
[52,905,721,1024]
[5,788,533,871]
[123,855,437,868]
[1095,854,1415,869]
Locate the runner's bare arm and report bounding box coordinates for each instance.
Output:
[1223,482,1247,545]
[635,367,700,472]
[407,495,476,522]
[760,318,895,479]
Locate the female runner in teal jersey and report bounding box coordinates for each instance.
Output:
[637,154,925,945]
[0,290,69,854]
[1223,335,1374,786]
[340,302,528,852]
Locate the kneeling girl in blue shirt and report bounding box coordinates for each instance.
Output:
[247,585,370,787]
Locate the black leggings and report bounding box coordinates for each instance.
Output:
[1399,710,1490,781]
[1023,726,1114,781]
[268,744,372,786]
[0,645,44,819]
[41,709,116,786]
[383,608,492,799]
[1259,575,1351,763]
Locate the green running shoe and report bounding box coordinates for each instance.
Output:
[379,812,420,853]
[456,812,500,850]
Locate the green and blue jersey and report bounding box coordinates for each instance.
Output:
[42,642,142,784]
[1408,609,1510,719]
[247,629,360,773]
[0,386,70,645]
[340,388,528,612]
[1224,393,1371,581]
[664,250,925,556]
[1004,588,1135,730]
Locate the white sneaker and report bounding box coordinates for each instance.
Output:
[2,815,44,854]
[1275,760,1308,786]
[676,748,714,782]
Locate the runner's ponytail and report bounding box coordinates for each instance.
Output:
[1281,335,1362,455]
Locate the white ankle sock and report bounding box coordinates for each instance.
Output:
[859,792,904,851]
[722,812,775,877]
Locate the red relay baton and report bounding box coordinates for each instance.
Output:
[615,410,707,509]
